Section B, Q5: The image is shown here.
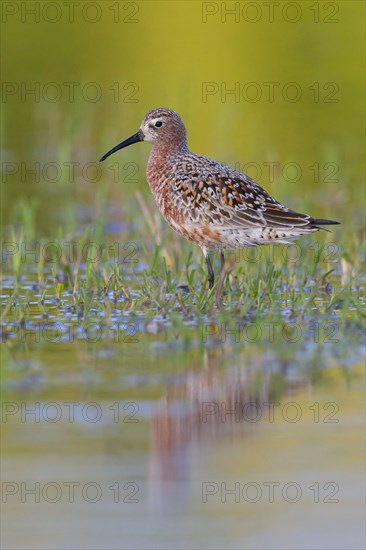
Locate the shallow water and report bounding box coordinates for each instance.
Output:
[2,344,365,549]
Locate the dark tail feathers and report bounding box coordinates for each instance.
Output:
[311,218,340,231]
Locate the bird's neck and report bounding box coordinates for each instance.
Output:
[152,137,188,157]
[147,141,189,176]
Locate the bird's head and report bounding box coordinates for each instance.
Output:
[100,108,187,162]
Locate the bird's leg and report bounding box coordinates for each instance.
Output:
[220,250,225,272]
[215,250,227,300]
[203,249,215,289]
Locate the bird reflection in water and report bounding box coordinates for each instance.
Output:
[147,347,307,514]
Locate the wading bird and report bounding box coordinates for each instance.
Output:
[100,108,339,288]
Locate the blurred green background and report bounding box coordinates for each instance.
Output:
[1,0,365,232]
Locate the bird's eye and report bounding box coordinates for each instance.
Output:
[154,120,163,128]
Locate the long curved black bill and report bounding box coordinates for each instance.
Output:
[99,130,143,162]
